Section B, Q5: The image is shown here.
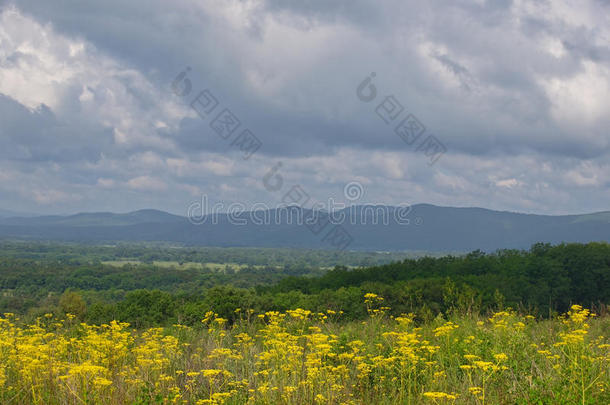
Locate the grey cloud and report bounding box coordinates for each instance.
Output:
[0,1,608,215]
[9,0,609,160]
[0,94,114,163]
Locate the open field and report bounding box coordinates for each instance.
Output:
[101,261,272,272]
[0,300,608,405]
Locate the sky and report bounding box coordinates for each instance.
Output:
[0,0,608,216]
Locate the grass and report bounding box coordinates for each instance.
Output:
[101,260,271,272]
[0,299,608,404]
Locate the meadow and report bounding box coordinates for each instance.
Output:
[0,297,608,405]
[101,261,266,272]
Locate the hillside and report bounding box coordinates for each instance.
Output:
[0,205,608,251]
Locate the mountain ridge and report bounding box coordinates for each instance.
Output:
[0,204,608,251]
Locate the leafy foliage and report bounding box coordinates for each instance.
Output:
[1,242,608,327]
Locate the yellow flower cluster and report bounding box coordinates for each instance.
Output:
[0,298,608,404]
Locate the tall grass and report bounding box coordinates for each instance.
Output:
[0,297,608,404]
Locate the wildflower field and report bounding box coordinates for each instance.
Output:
[0,298,608,405]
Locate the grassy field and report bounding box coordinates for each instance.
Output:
[0,297,608,404]
[101,260,270,271]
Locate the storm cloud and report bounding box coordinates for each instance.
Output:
[0,0,608,215]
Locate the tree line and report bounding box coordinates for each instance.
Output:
[1,242,608,327]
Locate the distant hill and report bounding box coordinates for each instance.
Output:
[0,209,183,227]
[0,208,35,218]
[0,205,608,251]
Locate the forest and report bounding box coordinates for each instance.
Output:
[1,241,608,328]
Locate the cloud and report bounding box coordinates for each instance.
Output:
[126,176,168,192]
[0,5,185,162]
[31,189,80,204]
[495,179,521,189]
[0,0,608,216]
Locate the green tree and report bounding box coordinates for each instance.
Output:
[59,290,87,319]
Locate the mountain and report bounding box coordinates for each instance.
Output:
[0,209,183,227]
[0,208,36,218]
[0,205,608,251]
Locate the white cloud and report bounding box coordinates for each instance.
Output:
[541,61,610,126]
[0,6,184,153]
[564,162,605,187]
[496,178,520,188]
[166,156,235,177]
[126,176,167,191]
[96,178,115,188]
